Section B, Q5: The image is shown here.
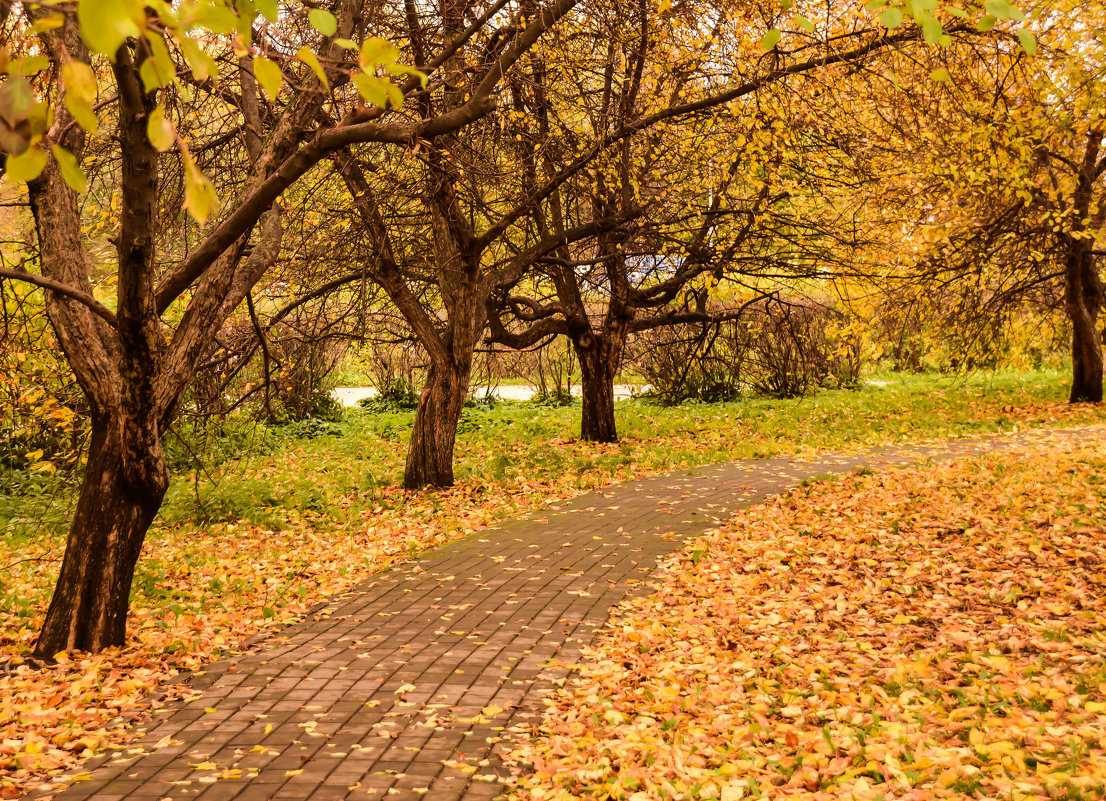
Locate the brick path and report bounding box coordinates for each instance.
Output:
[37,425,1102,801]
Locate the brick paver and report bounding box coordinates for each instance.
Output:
[35,425,1102,801]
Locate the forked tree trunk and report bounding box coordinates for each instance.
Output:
[1066,246,1104,404]
[576,336,619,443]
[404,363,470,489]
[35,416,167,657]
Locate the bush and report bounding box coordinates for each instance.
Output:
[468,334,578,400]
[307,390,344,422]
[631,298,862,404]
[356,336,427,399]
[358,377,421,413]
[164,416,277,474]
[465,393,498,411]
[529,388,577,407]
[0,287,87,473]
[281,417,344,440]
[634,323,745,406]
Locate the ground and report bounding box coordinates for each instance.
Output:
[507,435,1106,800]
[0,370,1104,798]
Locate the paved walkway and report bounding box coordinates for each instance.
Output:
[37,425,1102,801]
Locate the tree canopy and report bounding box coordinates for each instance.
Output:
[0,0,1090,659]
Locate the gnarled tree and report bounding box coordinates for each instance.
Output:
[0,0,516,653]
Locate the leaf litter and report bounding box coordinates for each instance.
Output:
[0,397,1104,797]
[505,435,1106,800]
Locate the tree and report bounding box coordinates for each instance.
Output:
[310,0,628,488]
[0,0,526,653]
[484,0,1013,441]
[834,6,1105,398]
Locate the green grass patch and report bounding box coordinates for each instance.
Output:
[2,368,1103,539]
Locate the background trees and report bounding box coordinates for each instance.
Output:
[0,0,1077,657]
[827,2,1106,398]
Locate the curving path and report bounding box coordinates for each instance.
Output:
[35,425,1103,801]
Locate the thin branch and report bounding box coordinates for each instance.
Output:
[0,266,118,328]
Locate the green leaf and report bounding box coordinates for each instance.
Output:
[253,56,283,100]
[359,37,400,69]
[4,147,48,182]
[0,78,47,154]
[236,3,257,38]
[879,6,903,27]
[30,13,66,32]
[296,47,329,89]
[760,28,781,51]
[353,72,387,107]
[77,0,143,59]
[353,70,407,109]
[193,3,239,34]
[50,146,87,192]
[254,0,278,21]
[63,94,99,133]
[795,14,815,31]
[139,33,177,91]
[385,83,404,109]
[930,67,950,82]
[146,0,181,27]
[147,104,176,151]
[61,62,100,133]
[976,13,996,30]
[983,0,1012,18]
[181,38,218,80]
[943,6,968,16]
[182,151,217,224]
[308,8,337,37]
[62,62,97,104]
[13,55,50,76]
[1017,27,1037,55]
[384,63,427,87]
[864,0,888,9]
[0,76,35,118]
[921,14,943,43]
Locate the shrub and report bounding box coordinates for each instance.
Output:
[358,377,421,413]
[631,298,862,404]
[0,287,87,474]
[529,388,577,407]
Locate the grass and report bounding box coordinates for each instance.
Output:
[170,367,1101,526]
[4,368,1104,540]
[4,367,1098,641]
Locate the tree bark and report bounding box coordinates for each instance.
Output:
[35,415,167,656]
[404,361,470,489]
[1064,129,1104,404]
[1066,244,1104,403]
[575,333,619,442]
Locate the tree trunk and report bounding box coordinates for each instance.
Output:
[1066,245,1104,403]
[404,363,470,489]
[576,336,619,443]
[35,416,167,656]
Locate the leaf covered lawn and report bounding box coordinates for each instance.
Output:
[1,375,1104,797]
[0,482,574,799]
[507,436,1106,800]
